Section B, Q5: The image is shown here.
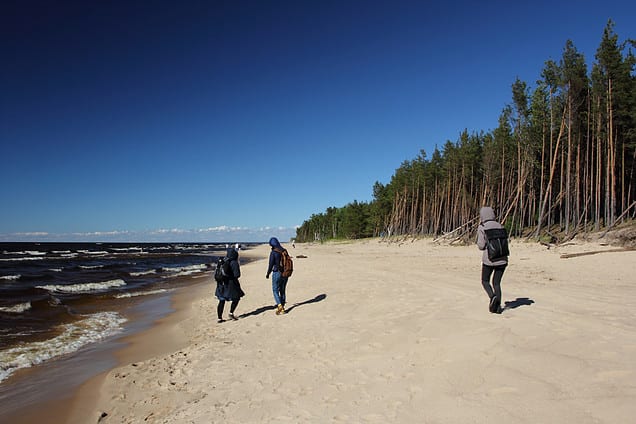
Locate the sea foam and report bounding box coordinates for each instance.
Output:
[0,311,126,383]
[129,270,158,277]
[36,279,126,293]
[114,289,171,299]
[162,264,208,277]
[0,302,31,313]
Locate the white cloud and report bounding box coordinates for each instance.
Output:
[0,226,296,243]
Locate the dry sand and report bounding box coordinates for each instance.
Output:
[70,238,636,423]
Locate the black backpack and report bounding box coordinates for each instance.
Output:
[485,228,510,261]
[214,257,234,282]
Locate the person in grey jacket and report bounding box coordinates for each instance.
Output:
[477,206,508,313]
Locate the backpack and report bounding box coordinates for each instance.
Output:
[484,228,510,261]
[214,257,233,283]
[274,248,293,278]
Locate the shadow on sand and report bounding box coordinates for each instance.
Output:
[238,293,327,318]
[285,293,327,314]
[504,297,535,310]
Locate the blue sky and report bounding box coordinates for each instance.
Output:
[1,0,634,242]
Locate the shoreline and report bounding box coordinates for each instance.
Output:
[65,279,212,424]
[67,245,268,423]
[0,281,209,424]
[0,247,266,424]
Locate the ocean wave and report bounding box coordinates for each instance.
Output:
[36,279,127,293]
[49,268,63,272]
[20,251,47,256]
[109,247,143,252]
[0,274,21,281]
[78,250,109,255]
[79,265,105,269]
[0,311,127,383]
[162,264,208,274]
[0,256,46,262]
[162,264,209,278]
[0,302,32,313]
[114,289,171,299]
[129,269,157,277]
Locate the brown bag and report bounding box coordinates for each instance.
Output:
[274,248,294,278]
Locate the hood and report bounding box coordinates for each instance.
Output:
[480,206,496,224]
[269,237,282,249]
[226,248,239,260]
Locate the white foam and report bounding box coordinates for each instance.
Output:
[0,274,21,281]
[109,247,143,252]
[49,268,63,272]
[78,250,109,255]
[114,289,171,299]
[162,264,209,278]
[0,311,126,383]
[79,265,105,269]
[0,256,45,262]
[23,251,46,256]
[129,270,157,277]
[0,302,31,313]
[163,264,208,274]
[36,279,126,293]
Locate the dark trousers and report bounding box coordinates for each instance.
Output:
[481,264,506,301]
[217,299,239,319]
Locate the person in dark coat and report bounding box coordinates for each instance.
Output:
[266,237,288,315]
[215,247,244,323]
[476,206,508,314]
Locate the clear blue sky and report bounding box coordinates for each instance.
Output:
[1,0,634,242]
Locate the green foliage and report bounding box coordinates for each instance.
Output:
[296,20,635,242]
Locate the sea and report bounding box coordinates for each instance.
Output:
[0,242,252,390]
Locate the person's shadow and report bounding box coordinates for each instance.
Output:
[238,305,277,318]
[504,297,535,310]
[285,293,327,314]
[239,293,327,318]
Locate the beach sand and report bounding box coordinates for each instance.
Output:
[67,238,636,423]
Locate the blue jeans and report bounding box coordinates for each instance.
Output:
[272,271,288,305]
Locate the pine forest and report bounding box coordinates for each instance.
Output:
[295,21,636,244]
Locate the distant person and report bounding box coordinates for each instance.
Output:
[215,247,245,322]
[266,237,289,315]
[476,206,509,314]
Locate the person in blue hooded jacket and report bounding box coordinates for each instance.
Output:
[215,247,244,323]
[476,206,508,314]
[266,237,289,315]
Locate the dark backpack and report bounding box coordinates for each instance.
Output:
[485,228,510,261]
[214,257,233,282]
[274,248,293,278]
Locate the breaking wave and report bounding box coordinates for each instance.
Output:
[0,311,127,383]
[36,279,127,293]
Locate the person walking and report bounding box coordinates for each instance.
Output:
[266,237,289,315]
[215,247,244,323]
[476,206,508,314]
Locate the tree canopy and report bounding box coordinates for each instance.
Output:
[296,20,635,243]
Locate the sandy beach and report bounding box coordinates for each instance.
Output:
[65,237,636,423]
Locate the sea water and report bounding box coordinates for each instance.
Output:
[0,242,243,384]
